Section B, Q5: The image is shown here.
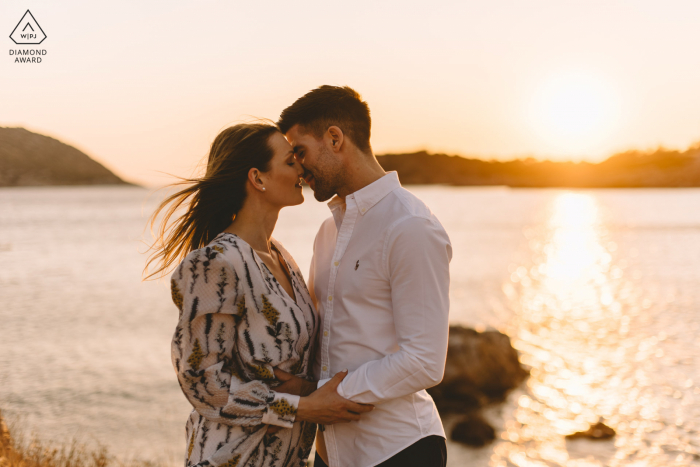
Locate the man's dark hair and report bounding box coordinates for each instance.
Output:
[277,85,372,153]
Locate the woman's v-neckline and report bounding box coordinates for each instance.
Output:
[269,242,297,304]
[218,232,298,305]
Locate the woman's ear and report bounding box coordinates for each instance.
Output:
[247,168,266,192]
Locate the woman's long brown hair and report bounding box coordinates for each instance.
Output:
[143,123,279,281]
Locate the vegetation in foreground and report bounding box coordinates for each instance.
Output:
[0,410,156,467]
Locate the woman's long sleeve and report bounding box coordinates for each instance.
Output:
[170,246,299,428]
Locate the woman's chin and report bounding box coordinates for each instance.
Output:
[290,192,304,206]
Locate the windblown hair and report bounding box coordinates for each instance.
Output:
[143,123,279,280]
[277,85,372,153]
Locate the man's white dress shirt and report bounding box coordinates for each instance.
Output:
[309,171,452,467]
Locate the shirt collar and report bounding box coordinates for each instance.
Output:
[326,171,401,216]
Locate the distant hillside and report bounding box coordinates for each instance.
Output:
[377,144,700,187]
[0,127,133,187]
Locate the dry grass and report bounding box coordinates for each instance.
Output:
[0,410,157,467]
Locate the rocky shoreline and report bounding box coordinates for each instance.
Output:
[429,326,530,446]
[430,326,617,447]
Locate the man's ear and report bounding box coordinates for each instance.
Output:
[327,126,344,153]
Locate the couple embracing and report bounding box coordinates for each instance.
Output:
[147,86,452,467]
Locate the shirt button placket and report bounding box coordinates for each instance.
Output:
[322,264,335,380]
[322,197,359,467]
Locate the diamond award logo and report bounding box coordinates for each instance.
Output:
[10,10,46,45]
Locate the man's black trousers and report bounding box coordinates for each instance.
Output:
[312,435,447,467]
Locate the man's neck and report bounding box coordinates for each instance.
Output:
[336,155,386,200]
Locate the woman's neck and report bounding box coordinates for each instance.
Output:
[224,200,279,255]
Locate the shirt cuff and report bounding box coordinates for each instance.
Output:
[262,391,300,428]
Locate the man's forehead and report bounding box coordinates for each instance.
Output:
[285,125,312,149]
[283,125,298,145]
[285,138,303,153]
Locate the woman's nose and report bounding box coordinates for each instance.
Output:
[295,160,304,175]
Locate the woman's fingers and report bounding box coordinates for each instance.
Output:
[346,401,374,414]
[273,367,293,382]
[325,369,348,390]
[275,379,295,394]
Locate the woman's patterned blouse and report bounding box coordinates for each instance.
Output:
[170,232,319,467]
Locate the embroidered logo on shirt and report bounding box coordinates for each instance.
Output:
[355,260,360,270]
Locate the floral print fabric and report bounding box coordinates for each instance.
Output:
[171,232,319,466]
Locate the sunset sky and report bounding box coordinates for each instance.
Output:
[2,0,700,187]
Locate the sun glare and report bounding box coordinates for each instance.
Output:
[529,71,621,156]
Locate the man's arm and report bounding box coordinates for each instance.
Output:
[333,216,452,404]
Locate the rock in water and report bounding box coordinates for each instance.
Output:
[566,421,616,440]
[428,326,528,447]
[0,127,133,187]
[450,412,496,447]
[428,326,529,413]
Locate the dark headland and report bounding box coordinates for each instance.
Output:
[3,126,699,188]
[0,127,135,187]
[377,143,700,187]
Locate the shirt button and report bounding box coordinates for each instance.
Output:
[334,261,339,266]
[322,366,328,371]
[361,208,366,212]
[324,331,328,336]
[328,296,333,301]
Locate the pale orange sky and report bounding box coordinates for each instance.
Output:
[2,0,700,187]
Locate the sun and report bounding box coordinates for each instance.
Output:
[529,71,621,157]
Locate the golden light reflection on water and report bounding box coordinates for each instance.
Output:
[491,192,698,467]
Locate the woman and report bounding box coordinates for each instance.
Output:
[144,123,370,467]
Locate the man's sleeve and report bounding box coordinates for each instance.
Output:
[334,216,452,404]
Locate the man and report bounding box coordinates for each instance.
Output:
[277,86,452,467]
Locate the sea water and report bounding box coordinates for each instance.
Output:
[1,185,698,466]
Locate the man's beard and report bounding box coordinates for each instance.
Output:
[309,147,342,202]
[311,171,339,202]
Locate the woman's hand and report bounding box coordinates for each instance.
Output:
[295,370,374,425]
[266,369,374,435]
[266,368,318,435]
[273,368,317,397]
